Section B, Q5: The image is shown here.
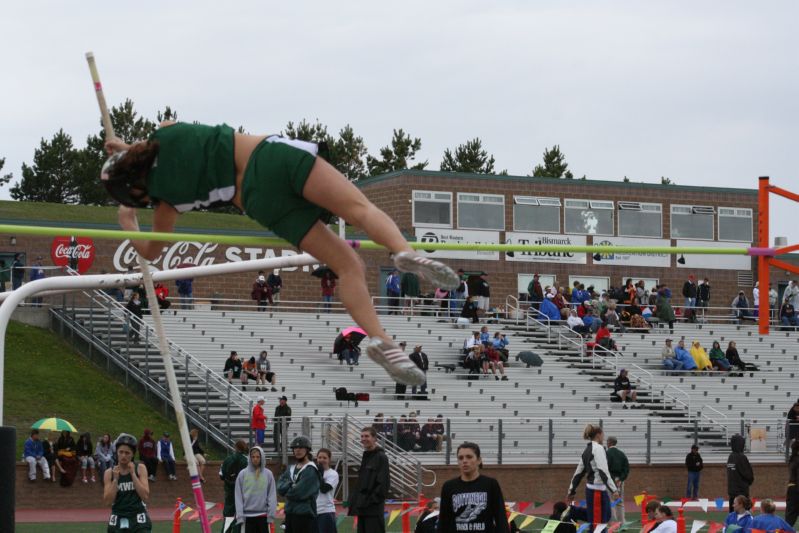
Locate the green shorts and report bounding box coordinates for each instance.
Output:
[242,137,330,247]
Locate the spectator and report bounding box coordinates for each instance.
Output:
[603,303,623,330]
[567,425,618,532]
[385,269,401,315]
[349,427,390,533]
[274,395,292,453]
[460,296,480,324]
[23,429,50,482]
[372,413,388,438]
[266,270,282,303]
[154,282,171,310]
[698,278,711,308]
[175,276,193,309]
[724,495,753,533]
[492,332,510,362]
[28,256,46,306]
[753,282,761,312]
[55,430,78,487]
[0,259,6,293]
[750,499,795,533]
[650,506,677,533]
[139,429,158,481]
[234,446,277,531]
[539,293,561,322]
[709,341,732,371]
[43,432,56,483]
[606,436,629,523]
[463,346,481,375]
[614,369,637,403]
[732,291,751,320]
[782,302,799,329]
[409,345,429,399]
[675,340,698,371]
[630,312,651,331]
[726,434,754,511]
[220,440,250,531]
[595,322,618,352]
[419,418,439,452]
[682,275,697,310]
[224,351,245,386]
[401,271,420,313]
[11,253,25,290]
[662,339,683,371]
[242,356,258,390]
[252,271,273,311]
[77,432,97,483]
[475,272,491,311]
[398,414,419,451]
[769,283,779,314]
[439,442,508,533]
[528,274,544,310]
[315,448,340,533]
[125,292,144,343]
[725,341,757,372]
[787,399,799,443]
[567,309,590,335]
[256,350,278,392]
[157,432,177,481]
[485,345,508,381]
[252,396,267,447]
[452,269,469,315]
[685,444,703,498]
[479,326,490,346]
[690,341,713,371]
[189,428,206,483]
[340,333,361,366]
[655,287,676,334]
[95,433,114,482]
[435,287,451,317]
[553,287,569,316]
[463,331,480,355]
[786,281,799,309]
[277,436,321,533]
[787,440,799,528]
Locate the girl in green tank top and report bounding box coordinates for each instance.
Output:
[104,434,151,532]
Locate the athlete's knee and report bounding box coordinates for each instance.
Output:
[337,254,366,280]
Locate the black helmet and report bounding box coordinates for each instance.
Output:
[289,436,312,451]
[100,151,151,208]
[115,433,138,453]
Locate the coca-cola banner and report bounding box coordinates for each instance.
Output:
[51,236,96,273]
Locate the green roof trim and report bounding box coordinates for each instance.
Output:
[357,169,758,195]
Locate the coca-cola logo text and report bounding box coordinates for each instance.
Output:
[51,237,96,273]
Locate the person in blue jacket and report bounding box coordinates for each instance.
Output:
[751,499,795,533]
[674,340,698,371]
[724,495,753,533]
[539,294,562,322]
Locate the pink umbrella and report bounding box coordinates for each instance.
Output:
[341,326,367,337]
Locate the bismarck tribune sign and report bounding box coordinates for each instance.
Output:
[504,233,587,264]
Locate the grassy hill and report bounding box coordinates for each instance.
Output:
[5,320,188,458]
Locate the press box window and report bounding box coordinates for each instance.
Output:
[412,190,452,228]
[718,207,753,242]
[564,199,614,236]
[618,202,662,238]
[458,193,505,231]
[671,205,714,240]
[513,196,561,233]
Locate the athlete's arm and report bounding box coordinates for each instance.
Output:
[119,202,178,260]
[103,466,118,506]
[131,462,150,501]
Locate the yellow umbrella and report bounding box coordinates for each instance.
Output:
[31,418,77,432]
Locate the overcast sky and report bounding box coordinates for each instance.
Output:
[2,1,798,245]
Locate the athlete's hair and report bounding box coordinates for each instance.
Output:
[457,441,481,458]
[234,440,248,453]
[760,499,776,514]
[645,500,661,514]
[607,436,618,447]
[734,495,752,510]
[657,505,673,517]
[111,141,159,185]
[583,424,603,441]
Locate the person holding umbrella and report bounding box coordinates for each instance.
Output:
[334,327,366,366]
[320,269,336,313]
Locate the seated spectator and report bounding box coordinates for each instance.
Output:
[595,322,618,352]
[460,296,480,323]
[583,307,598,333]
[139,429,157,481]
[479,326,491,346]
[538,293,562,322]
[398,415,419,452]
[431,415,446,452]
[723,495,753,533]
[491,332,510,362]
[674,340,698,371]
[750,499,795,533]
[76,432,96,483]
[553,287,569,317]
[55,430,78,487]
[223,351,245,386]
[603,303,623,330]
[567,309,590,336]
[732,291,751,320]
[577,300,591,318]
[462,346,481,374]
[463,331,480,356]
[708,341,731,371]
[189,428,206,483]
[661,338,683,371]
[690,341,713,371]
[614,368,637,403]
[241,356,258,389]
[340,333,361,366]
[372,413,392,438]
[158,432,177,481]
[649,505,677,533]
[630,312,651,331]
[485,346,508,381]
[94,433,114,482]
[781,302,799,329]
[256,350,277,392]
[43,432,56,483]
[419,418,439,452]
[23,429,51,482]
[725,341,758,372]
[154,282,171,310]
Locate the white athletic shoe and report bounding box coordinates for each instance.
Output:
[366,338,426,386]
[394,251,459,290]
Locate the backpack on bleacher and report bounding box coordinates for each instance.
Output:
[518,351,543,367]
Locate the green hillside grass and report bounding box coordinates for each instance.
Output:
[5,321,187,458]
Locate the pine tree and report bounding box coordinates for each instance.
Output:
[365,129,427,176]
[0,158,12,188]
[531,145,569,178]
[10,130,80,203]
[440,138,496,174]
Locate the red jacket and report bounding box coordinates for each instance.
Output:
[251,403,266,430]
[321,276,336,297]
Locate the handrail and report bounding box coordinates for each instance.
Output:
[664,383,692,415]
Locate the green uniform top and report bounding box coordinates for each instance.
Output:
[147,123,237,213]
[220,451,249,516]
[606,447,630,482]
[111,470,148,516]
[276,462,320,516]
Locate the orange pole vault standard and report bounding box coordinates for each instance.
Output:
[757,177,771,335]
